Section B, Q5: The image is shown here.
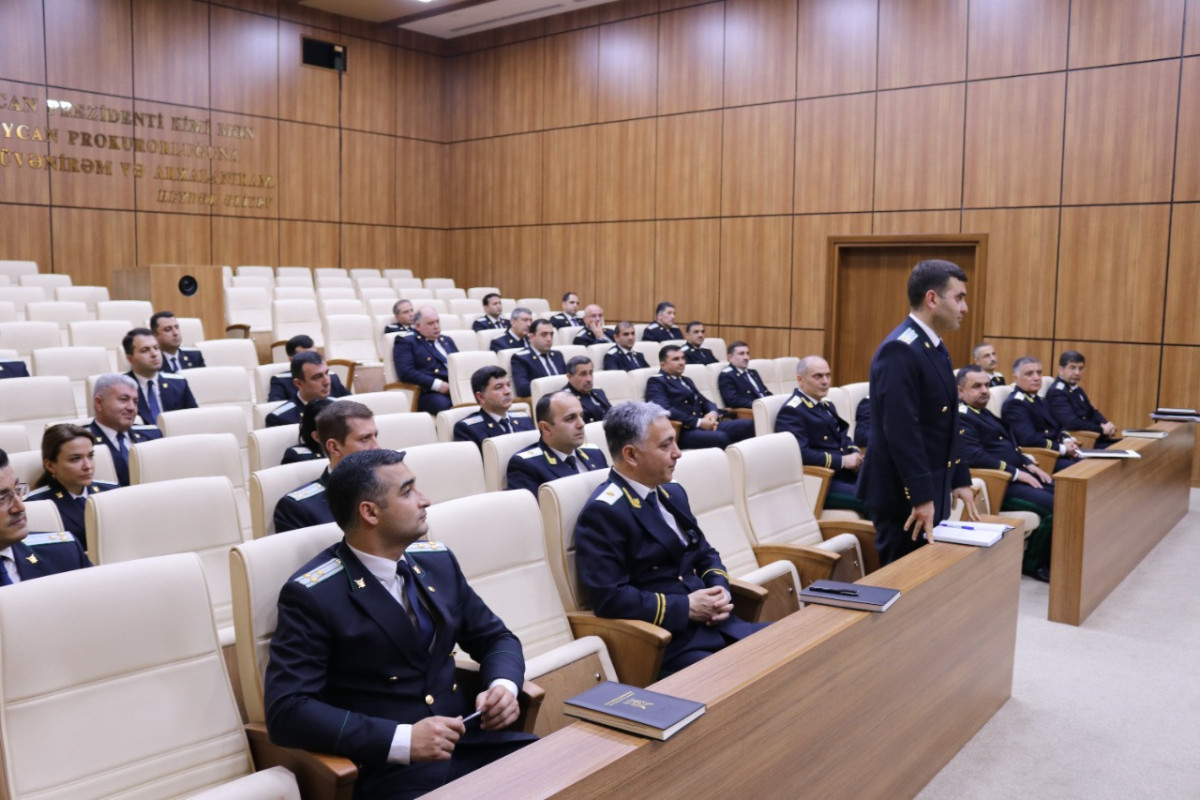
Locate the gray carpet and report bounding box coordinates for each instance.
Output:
[917,489,1200,800]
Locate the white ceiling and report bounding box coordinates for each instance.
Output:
[299,0,622,39]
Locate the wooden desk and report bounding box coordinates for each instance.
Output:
[428,533,1022,800]
[1049,421,1194,626]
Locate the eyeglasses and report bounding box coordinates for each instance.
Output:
[0,483,29,510]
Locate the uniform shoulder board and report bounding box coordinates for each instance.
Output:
[1054,380,1065,390]
[160,371,187,380]
[131,424,158,431]
[510,410,530,418]
[294,558,343,588]
[606,345,619,354]
[93,480,119,490]
[406,540,449,553]
[287,482,326,501]
[647,322,661,330]
[24,486,50,500]
[596,482,622,505]
[517,446,542,459]
[273,401,297,414]
[462,413,485,426]
[274,371,289,379]
[579,442,603,452]
[25,532,74,546]
[722,365,734,373]
[786,393,803,408]
[291,446,313,455]
[898,328,919,345]
[398,330,414,337]
[959,402,969,413]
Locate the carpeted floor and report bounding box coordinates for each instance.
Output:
[917,490,1200,800]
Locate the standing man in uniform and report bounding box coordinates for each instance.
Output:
[857,260,978,565]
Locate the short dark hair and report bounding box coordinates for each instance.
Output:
[562,291,577,302]
[659,344,682,362]
[285,334,314,357]
[1013,356,1041,372]
[315,400,373,447]
[290,350,325,382]
[685,320,703,333]
[972,342,993,359]
[481,292,501,307]
[729,340,749,353]
[907,260,967,309]
[566,356,592,375]
[0,448,8,471]
[298,398,337,456]
[655,301,675,316]
[149,311,176,333]
[1059,350,1085,368]
[530,318,554,335]
[122,327,155,355]
[392,299,411,316]
[956,364,986,388]
[327,448,407,531]
[471,365,507,397]
[535,390,558,423]
[615,321,635,334]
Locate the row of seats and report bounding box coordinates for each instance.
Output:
[0,294,151,325]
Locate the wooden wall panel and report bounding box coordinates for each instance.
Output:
[444,46,493,145]
[963,208,1059,341]
[1050,341,1160,429]
[212,113,277,220]
[45,0,133,96]
[132,0,209,107]
[542,224,597,305]
[657,3,725,115]
[136,212,211,266]
[984,337,1055,380]
[872,211,961,234]
[875,84,965,211]
[396,49,445,141]
[968,0,1069,80]
[494,40,545,136]
[492,134,543,227]
[1056,205,1170,343]
[877,0,967,90]
[791,213,872,329]
[447,139,494,228]
[210,6,278,117]
[0,80,50,207]
[396,139,446,229]
[1068,0,1185,69]
[1062,61,1179,205]
[963,74,1066,208]
[279,220,339,268]
[655,219,719,323]
[132,99,213,216]
[492,227,543,300]
[788,329,827,362]
[794,94,874,214]
[278,122,339,222]
[343,224,395,271]
[1163,203,1200,344]
[796,0,876,98]
[723,0,797,106]
[1175,58,1200,201]
[212,216,278,270]
[343,130,396,225]
[655,111,721,219]
[542,28,599,129]
[597,16,659,123]
[342,36,397,135]
[1189,0,1200,54]
[2,205,51,275]
[595,119,656,222]
[278,23,342,126]
[722,102,795,216]
[52,208,135,285]
[397,228,446,275]
[720,326,792,360]
[1,0,46,85]
[595,222,655,322]
[543,127,597,223]
[1159,346,1200,412]
[444,229,493,291]
[719,216,792,327]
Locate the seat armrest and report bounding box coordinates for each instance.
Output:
[245,723,357,800]
[566,611,670,688]
[224,324,250,339]
[727,577,768,623]
[970,468,1013,515]
[325,358,357,389]
[1020,447,1059,474]
[383,381,422,413]
[516,680,545,734]
[1068,430,1099,448]
[752,543,839,587]
[725,408,754,420]
[803,465,834,511]
[815,519,880,574]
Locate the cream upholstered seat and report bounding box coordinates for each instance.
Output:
[838,381,870,439]
[391,277,422,291]
[158,406,250,476]
[68,319,127,370]
[672,448,801,621]
[55,284,110,315]
[627,366,655,402]
[701,337,728,362]
[18,272,71,291]
[271,299,322,349]
[475,327,507,350]
[365,296,396,316]
[31,346,111,415]
[197,337,260,374]
[2,287,47,320]
[583,421,611,460]
[516,296,549,314]
[0,260,39,281]
[988,383,1015,416]
[249,424,302,473]
[232,275,274,291]
[183,366,256,426]
[318,298,365,317]
[434,404,479,442]
[466,286,501,300]
[433,287,466,302]
[130,432,252,540]
[348,389,418,417]
[274,286,317,301]
[773,357,799,394]
[323,313,380,363]
[529,375,568,418]
[248,459,328,539]
[347,267,382,280]
[0,552,302,799]
[252,400,284,430]
[317,288,357,302]
[26,300,88,340]
[751,392,790,437]
[374,411,438,450]
[423,277,456,290]
[749,358,784,395]
[590,369,633,404]
[0,423,30,453]
[276,266,313,283]
[226,287,273,334]
[85,476,244,645]
[236,265,276,283]
[0,320,60,364]
[481,429,541,491]
[682,363,719,405]
[428,490,618,736]
[96,299,153,328]
[440,327,478,352]
[400,441,487,503]
[23,498,64,534]
[450,298,480,317]
[0,376,77,443]
[727,433,878,582]
[383,268,414,280]
[16,435,117,485]
[632,340,668,367]
[447,350,499,405]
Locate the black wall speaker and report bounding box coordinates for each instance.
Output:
[302,37,346,72]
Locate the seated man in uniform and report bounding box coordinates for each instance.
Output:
[274,401,380,533]
[717,341,771,409]
[150,310,205,372]
[549,291,581,328]
[489,307,532,353]
[267,351,337,427]
[680,322,717,365]
[573,304,614,346]
[1046,350,1118,447]
[602,322,650,372]
[957,366,1055,582]
[774,356,868,515]
[564,356,611,424]
[853,396,871,449]
[265,448,534,800]
[641,301,683,342]
[506,391,606,495]
[123,327,198,425]
[972,342,1006,387]
[645,345,753,450]
[87,373,162,486]
[510,319,566,398]
[575,401,767,674]
[1001,357,1080,471]
[268,335,351,403]
[470,293,509,332]
[394,307,459,415]
[384,299,415,335]
[0,447,91,585]
[453,367,534,449]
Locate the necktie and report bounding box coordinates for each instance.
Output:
[499,417,512,434]
[0,556,11,586]
[564,454,578,472]
[146,380,162,422]
[936,341,952,368]
[745,371,763,398]
[395,559,434,651]
[117,432,129,462]
[172,356,181,372]
[543,355,557,375]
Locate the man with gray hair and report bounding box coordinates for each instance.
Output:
[86,373,163,486]
[574,401,767,674]
[393,306,459,415]
[489,307,533,352]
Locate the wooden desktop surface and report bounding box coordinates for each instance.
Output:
[1049,421,1194,626]
[427,531,1022,799]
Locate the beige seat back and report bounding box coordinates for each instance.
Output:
[318,298,365,317]
[441,327,479,353]
[773,357,799,394]
[230,522,342,723]
[683,364,719,404]
[0,302,16,323]
[826,386,851,427]
[225,287,273,332]
[701,337,728,362]
[632,340,667,367]
[0,321,59,363]
[390,276,422,290]
[591,369,633,405]
[447,350,499,405]
[1,287,48,319]
[183,366,255,425]
[31,346,110,415]
[130,433,251,540]
[529,375,568,419]
[55,284,111,313]
[255,363,289,405]
[248,459,329,539]
[583,421,611,463]
[435,404,479,442]
[750,358,784,395]
[196,338,260,373]
[839,381,870,440]
[537,469,611,611]
[554,345,587,365]
[236,265,276,283]
[96,299,153,328]
[249,423,302,473]
[26,300,87,332]
[449,298,480,317]
[0,260,39,280]
[0,552,300,799]
[517,297,550,314]
[481,430,541,491]
[434,287,466,302]
[671,449,763,578]
[375,412,438,450]
[627,367,655,401]
[0,423,30,453]
[0,376,77,443]
[753,392,791,437]
[466,286,501,300]
[349,390,418,417]
[232,276,274,292]
[401,441,486,503]
[23,498,64,534]
[272,299,322,348]
[19,273,71,291]
[323,313,380,363]
[274,286,317,301]
[253,400,282,429]
[6,450,44,487]
[158,406,250,477]
[68,319,127,369]
[585,342,610,370]
[988,383,1014,417]
[276,266,313,281]
[424,277,456,290]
